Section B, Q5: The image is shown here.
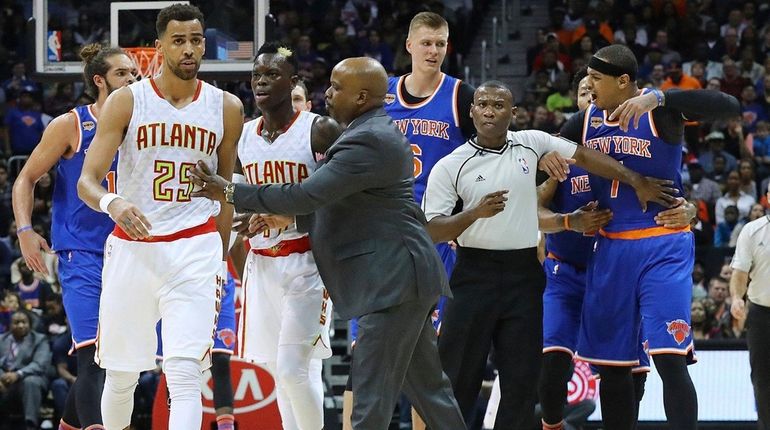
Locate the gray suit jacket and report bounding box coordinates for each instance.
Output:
[0,331,51,378]
[233,107,450,319]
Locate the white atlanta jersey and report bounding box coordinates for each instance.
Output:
[118,78,223,235]
[238,110,319,249]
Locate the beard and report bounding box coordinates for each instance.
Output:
[169,60,200,81]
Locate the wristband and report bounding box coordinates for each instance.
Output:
[16,225,33,234]
[563,214,571,231]
[652,89,664,107]
[99,193,122,214]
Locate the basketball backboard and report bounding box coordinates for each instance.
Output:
[33,0,268,79]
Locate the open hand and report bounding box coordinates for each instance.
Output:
[538,151,575,182]
[632,176,678,212]
[190,160,229,203]
[18,230,54,275]
[569,201,612,233]
[107,198,152,240]
[608,91,658,132]
[654,197,696,228]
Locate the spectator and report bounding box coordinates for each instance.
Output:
[295,34,318,72]
[691,299,711,340]
[13,260,53,311]
[0,292,21,334]
[533,49,567,85]
[360,29,394,72]
[613,12,648,46]
[722,27,742,61]
[43,82,77,118]
[0,164,11,235]
[652,29,682,65]
[533,34,572,75]
[722,116,749,160]
[687,161,723,205]
[706,77,722,92]
[36,293,66,337]
[739,159,758,200]
[751,120,770,179]
[688,61,708,88]
[715,170,757,224]
[3,88,48,157]
[660,61,702,90]
[758,28,770,61]
[738,48,764,83]
[721,8,748,40]
[570,17,612,49]
[706,276,735,338]
[758,74,770,109]
[545,73,575,113]
[704,21,726,61]
[569,35,595,62]
[531,105,557,133]
[720,58,751,99]
[730,203,767,244]
[692,261,708,299]
[0,63,39,102]
[740,85,768,133]
[683,42,723,80]
[619,26,648,62]
[714,205,740,247]
[699,131,738,175]
[721,263,734,283]
[690,208,715,246]
[0,310,51,430]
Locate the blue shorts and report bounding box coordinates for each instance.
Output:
[57,250,103,349]
[157,273,237,356]
[542,257,586,355]
[577,232,695,366]
[350,242,456,342]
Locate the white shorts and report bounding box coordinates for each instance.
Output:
[96,230,222,372]
[237,249,332,363]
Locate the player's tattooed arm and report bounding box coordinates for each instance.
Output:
[311,116,344,154]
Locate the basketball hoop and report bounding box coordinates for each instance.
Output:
[125,47,163,79]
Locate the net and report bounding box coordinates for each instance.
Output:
[125,47,163,79]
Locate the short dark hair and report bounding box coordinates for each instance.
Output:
[255,41,299,74]
[294,80,309,99]
[79,44,126,98]
[156,3,205,37]
[594,44,638,77]
[572,67,588,93]
[477,80,513,99]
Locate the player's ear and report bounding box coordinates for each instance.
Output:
[93,74,105,90]
[512,105,518,118]
[154,39,162,56]
[617,74,631,89]
[405,38,412,55]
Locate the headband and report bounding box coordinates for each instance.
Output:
[588,56,636,80]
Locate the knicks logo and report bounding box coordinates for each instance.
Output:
[590,116,602,128]
[665,319,691,345]
[216,328,237,348]
[82,120,95,131]
[384,93,396,104]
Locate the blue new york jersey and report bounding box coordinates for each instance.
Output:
[384,73,465,204]
[51,105,117,252]
[544,165,595,267]
[582,89,683,232]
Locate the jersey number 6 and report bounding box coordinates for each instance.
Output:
[411,144,423,178]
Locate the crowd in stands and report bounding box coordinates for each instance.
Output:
[1,0,768,427]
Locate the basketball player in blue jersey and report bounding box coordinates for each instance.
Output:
[342,12,475,429]
[11,44,136,430]
[537,70,697,430]
[540,45,741,430]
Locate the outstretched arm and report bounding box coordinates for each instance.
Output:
[12,112,78,273]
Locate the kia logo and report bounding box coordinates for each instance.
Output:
[201,357,277,414]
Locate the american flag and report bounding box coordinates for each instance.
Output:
[227,41,254,60]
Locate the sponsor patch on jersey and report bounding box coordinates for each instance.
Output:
[665,319,691,345]
[518,157,530,174]
[384,93,396,104]
[590,116,603,128]
[82,120,95,131]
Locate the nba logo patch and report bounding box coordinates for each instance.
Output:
[82,121,95,131]
[517,157,530,174]
[590,117,602,128]
[384,93,396,104]
[665,319,691,345]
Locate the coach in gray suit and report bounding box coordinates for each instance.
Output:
[0,310,51,429]
[191,57,465,430]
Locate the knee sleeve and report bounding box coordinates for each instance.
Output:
[102,370,139,430]
[75,345,105,426]
[163,357,203,402]
[276,346,312,388]
[211,352,234,410]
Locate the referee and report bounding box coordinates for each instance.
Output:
[730,198,770,430]
[422,80,677,429]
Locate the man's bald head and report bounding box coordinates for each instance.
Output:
[326,57,388,124]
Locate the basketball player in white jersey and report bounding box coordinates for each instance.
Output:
[231,42,341,430]
[77,4,243,430]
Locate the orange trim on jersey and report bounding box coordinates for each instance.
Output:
[632,366,651,374]
[71,109,83,153]
[649,342,695,357]
[255,110,302,139]
[543,346,575,356]
[542,419,565,430]
[237,265,249,358]
[252,236,311,257]
[59,420,79,430]
[112,217,216,242]
[212,348,235,355]
[575,353,639,367]
[87,103,99,122]
[69,338,97,355]
[647,106,659,138]
[396,73,446,108]
[546,251,562,261]
[84,425,107,430]
[581,105,592,143]
[599,225,690,240]
[149,78,164,99]
[451,79,461,128]
[192,80,203,101]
